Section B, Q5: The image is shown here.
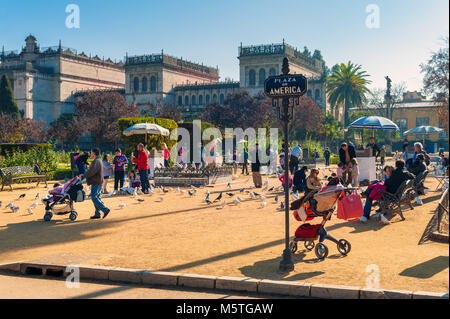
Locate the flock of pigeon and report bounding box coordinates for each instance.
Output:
[0,192,40,214]
[114,177,299,212]
[0,177,300,217]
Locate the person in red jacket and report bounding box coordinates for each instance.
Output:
[132,143,150,194]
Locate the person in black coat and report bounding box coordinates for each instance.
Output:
[408,154,426,177]
[366,137,381,158]
[385,160,415,194]
[293,166,308,192]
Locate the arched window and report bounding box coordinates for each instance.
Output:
[206,95,210,104]
[258,68,266,86]
[249,69,256,86]
[307,90,312,97]
[315,89,321,100]
[150,76,156,92]
[213,94,217,102]
[219,94,224,104]
[192,95,196,105]
[185,96,189,106]
[133,77,139,92]
[269,68,276,77]
[199,95,203,105]
[141,77,148,92]
[178,96,183,106]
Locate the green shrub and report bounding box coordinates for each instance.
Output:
[0,143,52,156]
[0,147,58,172]
[118,117,178,156]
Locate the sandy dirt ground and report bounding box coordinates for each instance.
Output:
[0,166,448,293]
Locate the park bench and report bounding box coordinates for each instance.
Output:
[407,170,429,199]
[0,165,48,191]
[377,179,415,221]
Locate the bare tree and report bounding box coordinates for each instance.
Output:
[367,81,407,119]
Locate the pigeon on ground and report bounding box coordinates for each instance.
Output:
[188,190,195,196]
[227,183,232,189]
[163,187,168,193]
[260,201,267,208]
[214,192,223,202]
[35,193,40,199]
[27,207,33,214]
[5,201,14,209]
[118,203,126,208]
[219,201,227,208]
[205,199,213,205]
[226,192,234,197]
[136,198,145,202]
[233,198,241,205]
[262,185,268,191]
[254,192,261,197]
[258,195,266,201]
[158,196,164,201]
[180,189,186,193]
[249,192,256,199]
[18,194,26,200]
[280,202,285,211]
[268,187,274,192]
[10,206,19,213]
[30,201,38,209]
[274,195,279,202]
[239,188,245,193]
[263,179,269,186]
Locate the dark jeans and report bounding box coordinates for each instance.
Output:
[164,159,170,167]
[242,160,249,175]
[363,196,374,218]
[325,157,330,166]
[139,169,150,192]
[114,170,125,190]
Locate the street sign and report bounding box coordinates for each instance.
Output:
[264,74,308,97]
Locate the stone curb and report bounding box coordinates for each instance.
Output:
[1,262,448,299]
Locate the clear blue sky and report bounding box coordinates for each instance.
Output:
[0,0,448,93]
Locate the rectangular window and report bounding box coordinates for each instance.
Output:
[439,120,448,138]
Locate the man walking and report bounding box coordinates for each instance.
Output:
[132,143,150,194]
[251,143,262,188]
[324,147,331,166]
[82,148,110,219]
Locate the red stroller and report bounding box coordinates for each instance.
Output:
[289,186,355,260]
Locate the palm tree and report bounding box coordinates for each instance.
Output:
[326,61,371,125]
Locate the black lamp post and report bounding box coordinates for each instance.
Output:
[264,57,307,272]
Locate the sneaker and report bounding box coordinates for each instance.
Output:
[380,215,391,225]
[102,208,110,219]
[90,215,101,219]
[416,197,423,205]
[359,216,368,223]
[112,190,118,196]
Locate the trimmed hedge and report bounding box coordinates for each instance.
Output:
[0,143,52,156]
[118,117,178,156]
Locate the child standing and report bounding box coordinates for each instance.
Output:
[349,158,360,187]
[336,162,345,184]
[112,148,128,195]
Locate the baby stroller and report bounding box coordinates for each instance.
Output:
[289,185,354,260]
[42,176,86,222]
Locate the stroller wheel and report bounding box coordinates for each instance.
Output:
[337,239,351,255]
[44,212,53,222]
[289,241,298,253]
[304,241,315,251]
[315,243,328,260]
[69,211,78,221]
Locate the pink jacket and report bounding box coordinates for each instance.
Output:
[279,174,293,187]
[367,181,386,200]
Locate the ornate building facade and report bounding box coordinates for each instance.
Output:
[125,42,329,115]
[0,36,125,124]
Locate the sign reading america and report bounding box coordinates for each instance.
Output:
[264,74,308,97]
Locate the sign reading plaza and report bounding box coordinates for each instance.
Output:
[264,74,308,97]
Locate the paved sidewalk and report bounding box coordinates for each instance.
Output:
[0,272,290,299]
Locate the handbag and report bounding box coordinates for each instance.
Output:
[337,190,363,221]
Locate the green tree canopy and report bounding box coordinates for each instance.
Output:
[326,61,371,125]
[0,74,20,119]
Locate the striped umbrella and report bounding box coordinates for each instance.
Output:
[404,125,443,145]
